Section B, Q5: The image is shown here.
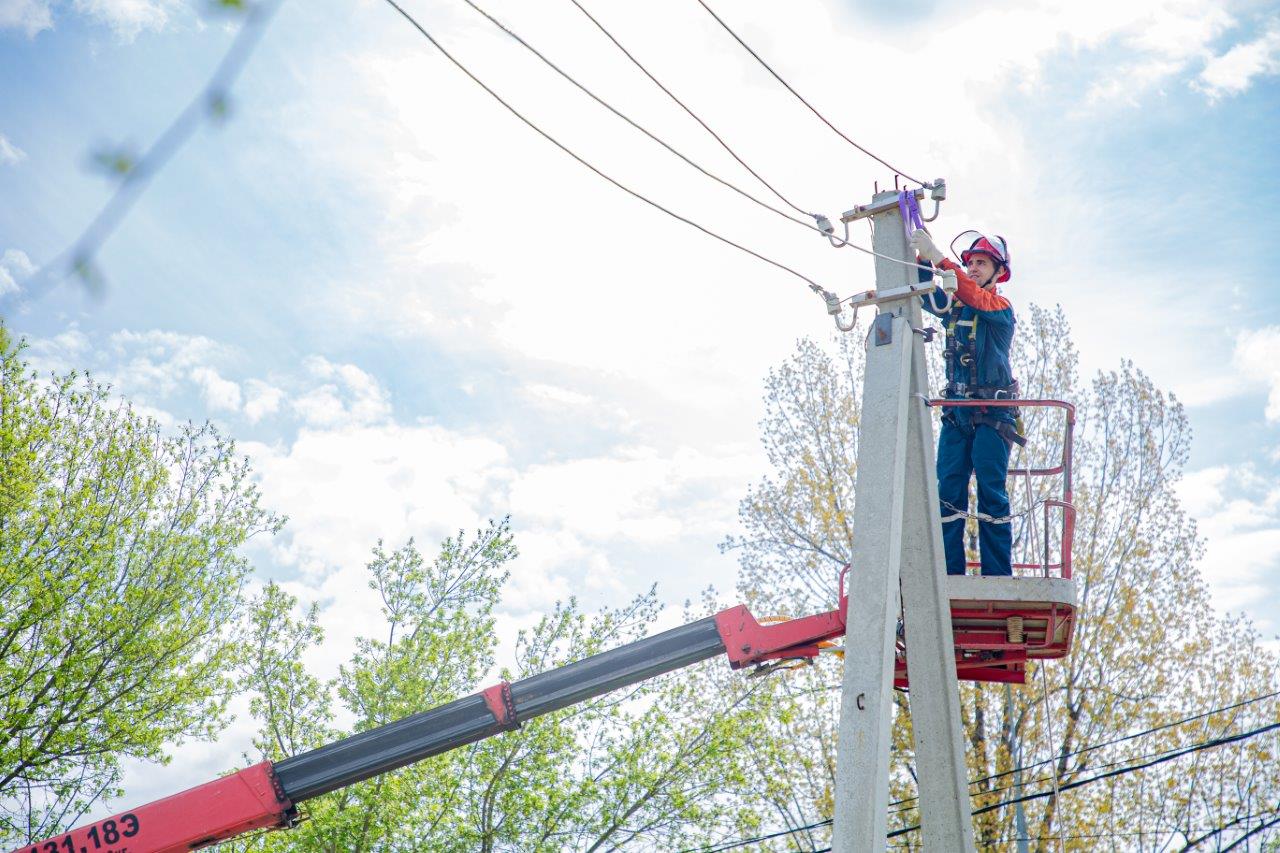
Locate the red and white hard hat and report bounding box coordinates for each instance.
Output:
[954,232,1012,284]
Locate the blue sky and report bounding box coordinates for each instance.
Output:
[3,0,1280,812]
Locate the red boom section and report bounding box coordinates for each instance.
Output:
[12,762,293,853]
[715,566,849,670]
[716,605,846,669]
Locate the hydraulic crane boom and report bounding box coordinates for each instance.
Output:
[12,599,848,853]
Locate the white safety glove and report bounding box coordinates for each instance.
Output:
[910,229,944,265]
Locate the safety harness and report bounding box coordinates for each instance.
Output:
[941,309,1026,447]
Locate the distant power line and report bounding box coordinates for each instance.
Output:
[687,696,1280,852]
[888,719,1280,839]
[888,688,1280,814]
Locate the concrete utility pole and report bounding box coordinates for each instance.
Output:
[831,189,976,852]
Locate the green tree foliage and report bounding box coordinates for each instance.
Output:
[235,522,768,852]
[0,344,282,845]
[726,308,1280,850]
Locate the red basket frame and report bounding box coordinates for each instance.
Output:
[928,398,1076,580]
[891,398,1079,687]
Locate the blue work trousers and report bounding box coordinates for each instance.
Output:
[937,419,1012,576]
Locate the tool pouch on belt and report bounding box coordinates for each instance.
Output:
[969,412,1027,447]
[949,381,1027,447]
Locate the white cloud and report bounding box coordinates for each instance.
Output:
[21,325,91,374]
[0,0,188,39]
[89,334,392,430]
[108,328,235,398]
[1176,465,1231,520]
[1195,23,1280,100]
[243,423,512,580]
[243,378,284,423]
[1177,464,1280,633]
[0,248,35,296]
[20,327,419,433]
[524,382,594,409]
[291,356,392,428]
[520,382,637,432]
[1078,4,1234,105]
[499,527,580,613]
[190,366,242,412]
[0,133,26,165]
[282,0,1268,468]
[71,0,181,40]
[1084,58,1184,106]
[509,445,754,545]
[1232,325,1280,422]
[0,0,52,36]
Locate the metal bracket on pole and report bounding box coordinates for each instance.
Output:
[841,180,947,225]
[841,186,926,224]
[873,312,894,347]
[849,282,940,314]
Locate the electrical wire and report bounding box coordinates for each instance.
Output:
[1220,811,1280,851]
[1183,804,1280,849]
[687,710,1280,852]
[566,0,812,217]
[460,1,823,236]
[1033,688,1280,774]
[891,727,1261,819]
[381,0,831,297]
[974,818,1280,847]
[887,720,1280,838]
[886,688,1280,814]
[900,815,1280,850]
[456,0,940,286]
[692,0,925,185]
[891,718,1280,817]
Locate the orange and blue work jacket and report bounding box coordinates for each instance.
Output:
[920,258,1016,420]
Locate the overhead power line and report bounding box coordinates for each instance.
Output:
[1163,805,1280,850]
[887,688,1280,814]
[983,817,1280,846]
[454,0,942,284]
[460,0,822,237]
[566,0,812,217]
[456,0,939,285]
[1220,811,1280,851]
[983,688,1280,787]
[381,0,829,296]
[689,708,1280,853]
[888,719,1280,838]
[689,820,831,853]
[693,0,925,185]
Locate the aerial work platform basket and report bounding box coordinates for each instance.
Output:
[896,397,1077,688]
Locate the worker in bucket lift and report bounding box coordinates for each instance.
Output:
[911,229,1023,577]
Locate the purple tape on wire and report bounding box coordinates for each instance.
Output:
[898,190,925,240]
